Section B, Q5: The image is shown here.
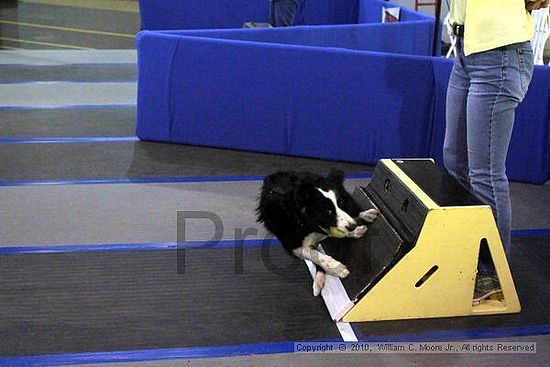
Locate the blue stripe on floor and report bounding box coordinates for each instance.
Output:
[0,136,139,144]
[354,323,550,342]
[0,342,295,367]
[0,227,547,254]
[0,78,137,85]
[0,239,280,254]
[0,173,373,186]
[0,104,135,110]
[512,228,550,237]
[0,79,136,85]
[0,63,136,68]
[1,324,549,367]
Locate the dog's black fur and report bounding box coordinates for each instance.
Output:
[257,170,361,251]
[256,170,376,295]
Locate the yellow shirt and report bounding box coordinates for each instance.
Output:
[450,0,466,25]
[449,0,534,55]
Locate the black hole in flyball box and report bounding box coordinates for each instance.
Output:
[384,178,391,192]
[401,198,409,213]
[415,265,439,288]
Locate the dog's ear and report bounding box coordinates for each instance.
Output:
[296,183,315,203]
[327,169,345,185]
[295,183,316,216]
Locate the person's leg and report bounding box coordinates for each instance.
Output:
[465,42,533,304]
[465,42,533,305]
[444,38,470,189]
[270,0,300,27]
[465,42,534,256]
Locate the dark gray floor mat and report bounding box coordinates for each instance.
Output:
[0,141,374,182]
[0,64,136,83]
[0,107,135,138]
[0,245,339,357]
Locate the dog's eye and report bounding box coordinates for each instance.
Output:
[327,209,333,215]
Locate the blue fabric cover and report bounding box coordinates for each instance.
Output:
[136,31,434,163]
[358,0,433,23]
[508,66,550,184]
[139,0,270,30]
[161,19,434,56]
[139,0,360,30]
[298,0,359,25]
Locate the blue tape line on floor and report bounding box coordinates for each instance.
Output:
[0,63,136,68]
[354,323,550,342]
[0,136,139,144]
[0,239,281,254]
[0,226,545,254]
[0,342,295,367]
[511,228,550,237]
[0,79,137,85]
[0,176,268,186]
[1,325,549,367]
[0,173,374,186]
[0,104,136,110]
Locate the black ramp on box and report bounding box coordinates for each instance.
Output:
[394,159,482,207]
[321,188,408,302]
[0,246,341,357]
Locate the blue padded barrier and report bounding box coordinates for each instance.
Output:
[139,0,270,30]
[139,0,360,31]
[358,0,440,56]
[298,0,359,26]
[161,19,434,56]
[358,0,433,24]
[427,58,451,171]
[136,30,435,163]
[506,65,550,184]
[139,0,430,31]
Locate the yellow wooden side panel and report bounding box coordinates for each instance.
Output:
[343,206,520,322]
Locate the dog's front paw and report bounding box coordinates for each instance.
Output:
[348,225,368,238]
[321,257,349,278]
[337,266,350,278]
[326,263,349,278]
[359,208,380,223]
[312,271,326,297]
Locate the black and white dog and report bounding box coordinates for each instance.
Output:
[256,170,379,296]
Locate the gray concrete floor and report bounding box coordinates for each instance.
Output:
[1,179,549,247]
[0,0,138,50]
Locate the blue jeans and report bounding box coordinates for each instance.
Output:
[444,38,534,259]
[270,0,301,27]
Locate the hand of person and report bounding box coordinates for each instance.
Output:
[525,0,550,11]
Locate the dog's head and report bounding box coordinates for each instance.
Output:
[296,170,360,235]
